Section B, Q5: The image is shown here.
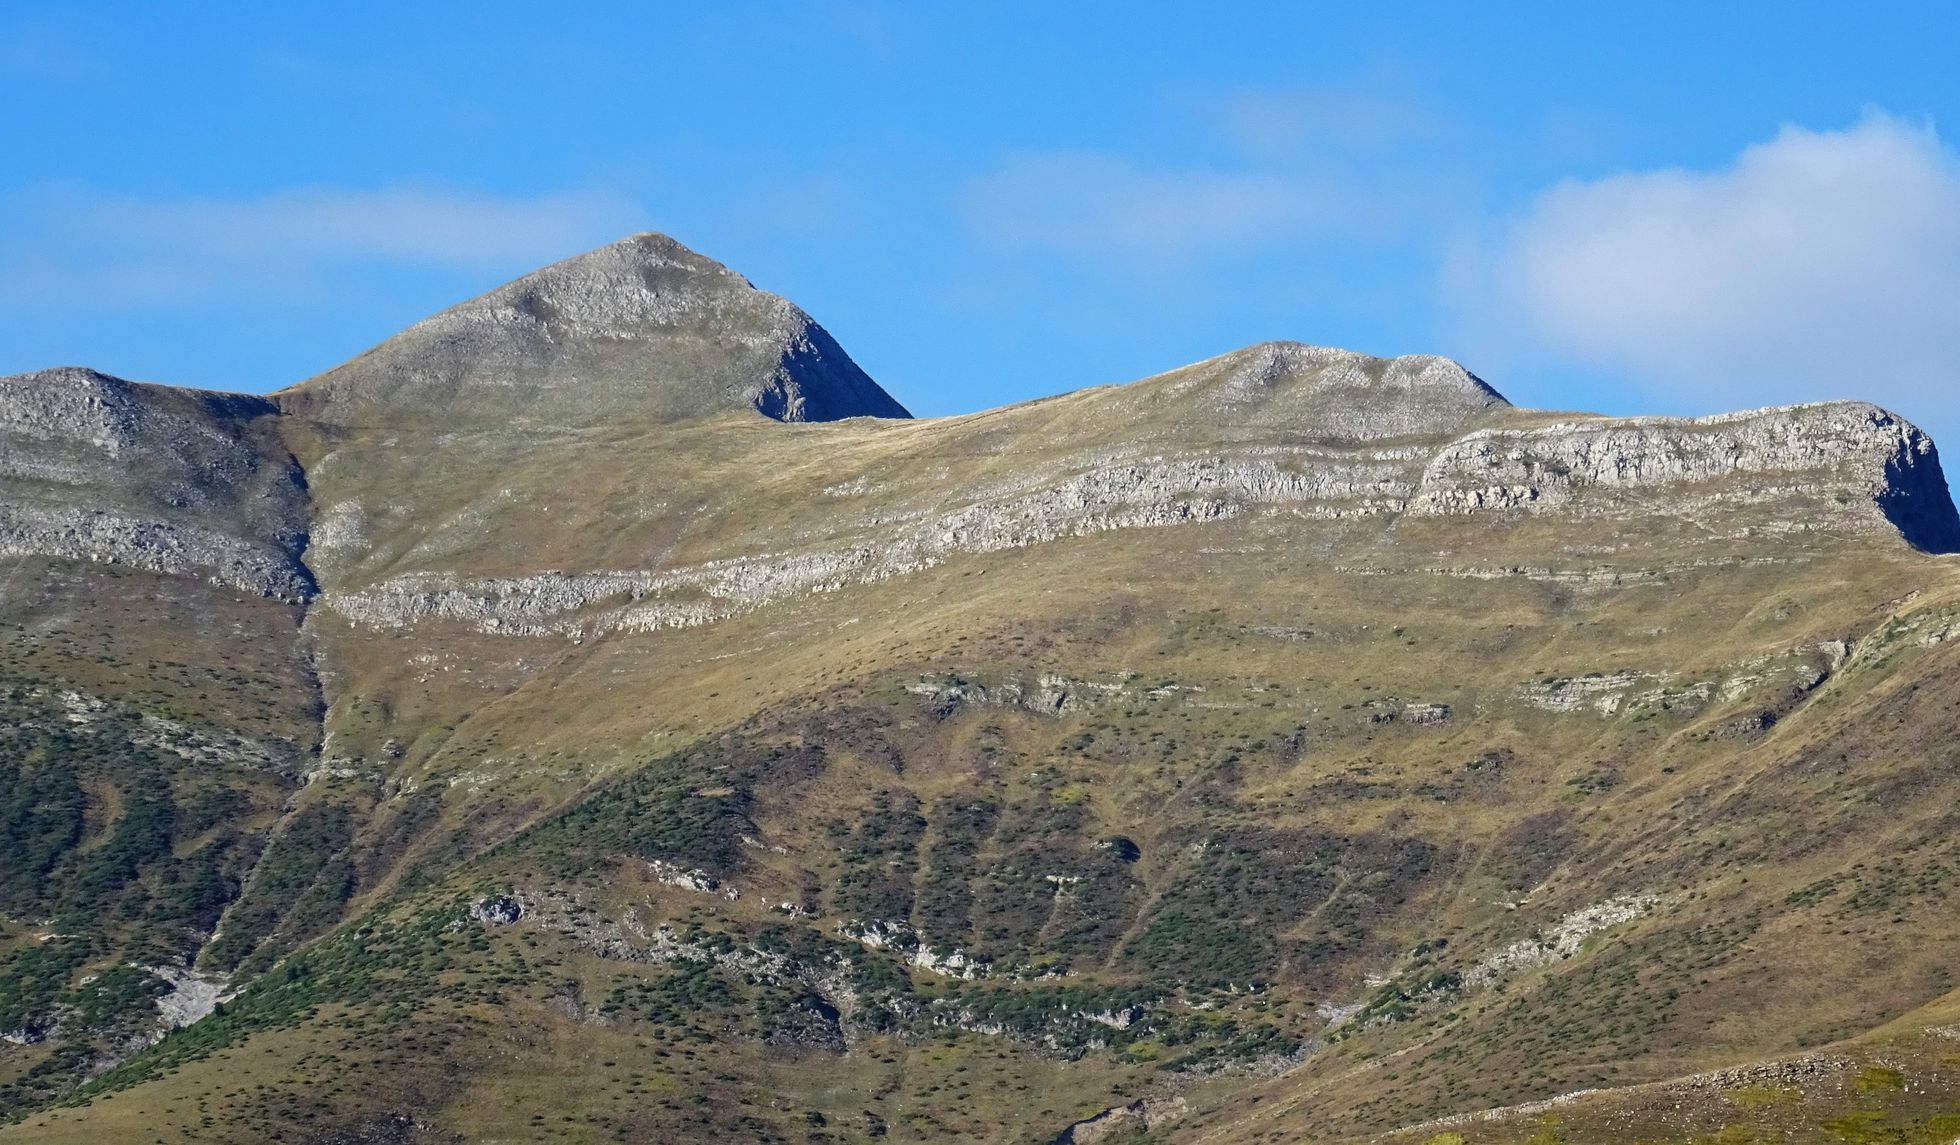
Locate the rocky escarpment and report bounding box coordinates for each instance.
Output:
[277,231,910,427]
[1407,401,1960,551]
[321,441,1438,634]
[0,367,314,599]
[4,236,1954,624]
[319,394,1959,638]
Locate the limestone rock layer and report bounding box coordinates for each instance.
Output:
[0,232,1952,617]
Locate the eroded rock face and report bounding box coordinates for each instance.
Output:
[468,895,523,925]
[320,447,1426,634]
[0,367,314,599]
[906,672,1136,717]
[1408,402,1960,552]
[316,395,1959,637]
[2,236,1954,628]
[278,232,911,427]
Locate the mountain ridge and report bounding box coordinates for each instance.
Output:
[3,325,1952,619]
[5,234,1960,1145]
[2,232,1949,560]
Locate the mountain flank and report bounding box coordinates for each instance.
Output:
[3,234,1960,1145]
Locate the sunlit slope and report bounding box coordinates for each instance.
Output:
[275,232,909,429]
[4,233,1960,1143]
[13,509,1960,1143]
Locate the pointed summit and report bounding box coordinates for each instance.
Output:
[278,233,910,427]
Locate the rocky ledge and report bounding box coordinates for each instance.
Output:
[1408,401,1960,551]
[320,393,1959,637]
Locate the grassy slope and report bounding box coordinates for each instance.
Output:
[4,356,1960,1141]
[9,520,1958,1141]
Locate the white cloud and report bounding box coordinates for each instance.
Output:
[0,182,647,307]
[959,79,1461,273]
[1466,112,1960,429]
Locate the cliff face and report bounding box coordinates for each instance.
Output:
[1409,402,1960,552]
[0,367,313,600]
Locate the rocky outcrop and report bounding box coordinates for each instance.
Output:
[0,368,314,598]
[152,965,233,1029]
[1139,341,1509,441]
[906,672,1134,717]
[277,232,910,427]
[1462,894,1666,989]
[1409,402,1960,552]
[322,446,1429,634]
[319,398,1960,637]
[0,504,314,601]
[49,686,303,772]
[840,920,993,979]
[1050,1097,1187,1144]
[468,895,523,925]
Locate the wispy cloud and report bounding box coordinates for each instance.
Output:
[958,83,1459,273]
[961,151,1348,266]
[1456,111,1960,429]
[1211,83,1442,157]
[0,182,648,308]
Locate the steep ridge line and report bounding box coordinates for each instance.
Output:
[0,232,1954,621]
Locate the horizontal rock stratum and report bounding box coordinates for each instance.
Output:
[0,233,1954,614]
[3,235,1960,615]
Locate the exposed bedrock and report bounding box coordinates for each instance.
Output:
[1407,401,1960,552]
[0,366,315,599]
[3,235,1954,623]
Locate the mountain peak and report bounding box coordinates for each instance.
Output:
[444,231,774,335]
[1126,340,1511,441]
[1220,340,1508,405]
[278,233,910,427]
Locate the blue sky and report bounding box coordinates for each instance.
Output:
[6,1,1960,447]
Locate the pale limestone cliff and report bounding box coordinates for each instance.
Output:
[1407,401,1960,550]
